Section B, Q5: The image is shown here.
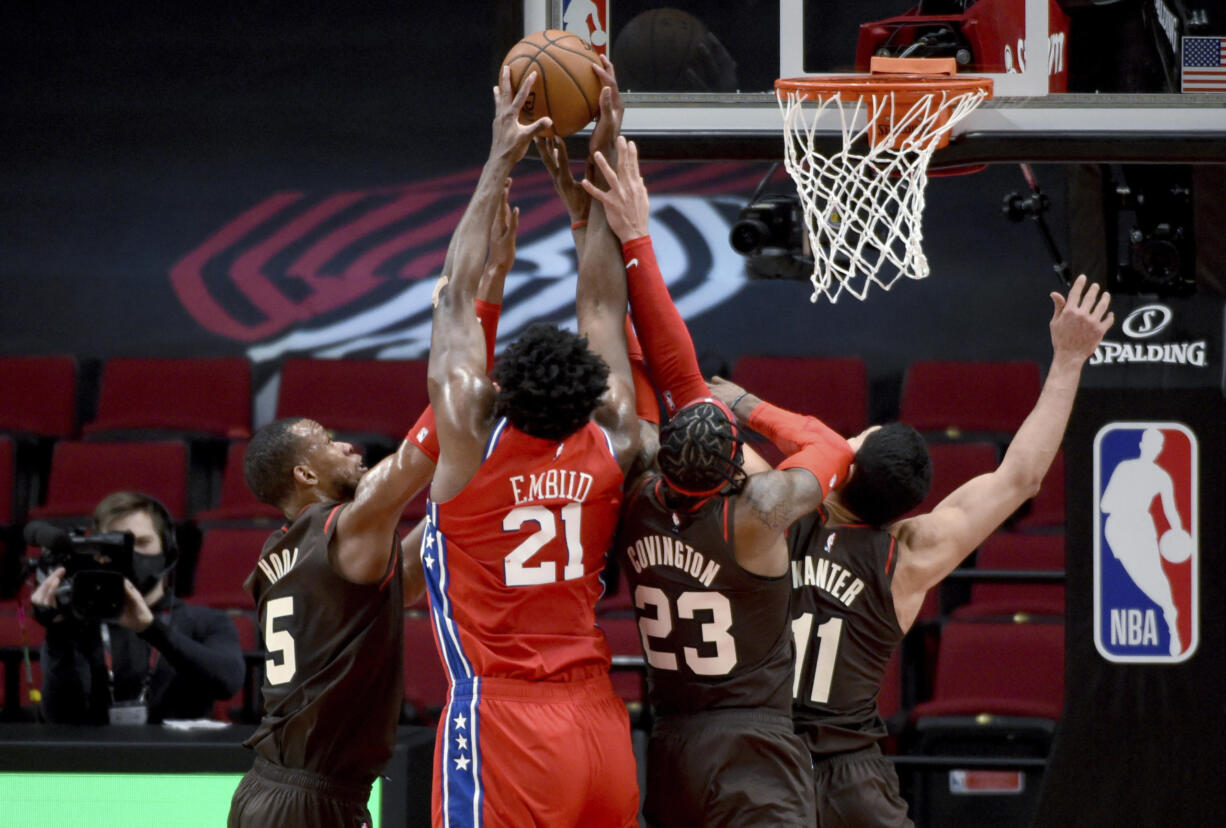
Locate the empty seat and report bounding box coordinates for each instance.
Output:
[28,440,189,520]
[910,620,1064,721]
[276,358,429,446]
[84,357,252,439]
[952,534,1065,620]
[907,442,999,518]
[191,528,268,609]
[403,614,449,724]
[194,441,283,525]
[598,615,646,706]
[900,360,1041,437]
[1013,450,1065,530]
[730,356,869,438]
[0,356,78,438]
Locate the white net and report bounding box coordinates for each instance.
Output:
[779,85,989,303]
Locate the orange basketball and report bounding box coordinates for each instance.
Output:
[501,30,602,138]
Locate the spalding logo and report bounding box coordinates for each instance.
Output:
[1121,304,1172,339]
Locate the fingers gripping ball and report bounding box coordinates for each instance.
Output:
[1159,528,1194,564]
[501,30,602,138]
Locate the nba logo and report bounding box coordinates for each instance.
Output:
[1094,422,1198,663]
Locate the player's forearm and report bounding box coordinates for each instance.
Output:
[621,235,709,412]
[998,357,1083,496]
[746,400,854,496]
[440,157,515,304]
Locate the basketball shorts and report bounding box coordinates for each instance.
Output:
[432,673,640,828]
[812,743,913,828]
[644,708,816,827]
[227,756,374,828]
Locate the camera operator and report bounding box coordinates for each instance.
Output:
[29,491,244,725]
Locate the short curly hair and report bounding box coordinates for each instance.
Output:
[244,417,308,510]
[840,423,932,526]
[492,323,610,441]
[657,399,746,497]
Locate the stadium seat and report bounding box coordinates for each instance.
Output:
[907,442,999,518]
[1013,449,1066,530]
[0,356,78,438]
[952,534,1066,620]
[910,619,1064,721]
[730,356,869,438]
[194,441,283,526]
[598,615,646,706]
[275,358,429,457]
[27,440,190,521]
[83,357,252,439]
[0,437,13,528]
[191,528,267,609]
[900,360,1041,437]
[403,614,449,725]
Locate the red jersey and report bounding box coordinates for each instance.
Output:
[424,417,623,682]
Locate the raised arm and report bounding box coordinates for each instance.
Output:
[537,134,591,260]
[575,62,640,471]
[889,275,1114,627]
[429,67,550,501]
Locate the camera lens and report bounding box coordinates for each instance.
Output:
[730,218,770,254]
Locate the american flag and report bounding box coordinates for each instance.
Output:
[1181,36,1226,92]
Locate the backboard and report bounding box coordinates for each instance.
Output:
[514,0,1226,167]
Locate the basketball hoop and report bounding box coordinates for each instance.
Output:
[775,57,992,303]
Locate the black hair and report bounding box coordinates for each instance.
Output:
[840,423,932,526]
[657,400,746,498]
[491,323,609,441]
[245,417,308,509]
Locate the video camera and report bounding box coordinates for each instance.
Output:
[25,522,135,621]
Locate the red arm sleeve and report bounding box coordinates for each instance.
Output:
[407,300,501,464]
[622,235,709,414]
[747,401,855,497]
[625,316,660,425]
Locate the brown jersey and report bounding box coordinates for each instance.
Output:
[243,501,404,785]
[616,475,794,717]
[788,512,903,757]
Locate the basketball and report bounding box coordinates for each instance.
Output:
[1159,528,1194,564]
[501,29,602,138]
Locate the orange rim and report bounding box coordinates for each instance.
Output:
[776,74,993,103]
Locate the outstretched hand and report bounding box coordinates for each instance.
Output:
[581,136,650,242]
[588,55,624,161]
[535,135,589,225]
[1050,274,1114,363]
[491,66,553,165]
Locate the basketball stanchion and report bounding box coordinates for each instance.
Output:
[775,57,992,303]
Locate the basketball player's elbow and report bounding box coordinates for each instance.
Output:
[999,459,1044,503]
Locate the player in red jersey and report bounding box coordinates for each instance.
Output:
[422,60,641,828]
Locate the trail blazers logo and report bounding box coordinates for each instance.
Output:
[1094,422,1198,663]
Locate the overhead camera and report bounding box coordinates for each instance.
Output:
[729,194,814,281]
[1112,174,1196,297]
[25,522,135,621]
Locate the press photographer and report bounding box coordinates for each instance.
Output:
[29,491,244,725]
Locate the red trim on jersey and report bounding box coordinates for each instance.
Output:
[379,547,401,591]
[721,497,730,542]
[885,535,897,575]
[324,503,343,533]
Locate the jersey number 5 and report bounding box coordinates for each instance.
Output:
[792,613,843,704]
[635,585,737,676]
[503,503,585,586]
[265,596,297,686]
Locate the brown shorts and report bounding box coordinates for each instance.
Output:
[812,744,913,828]
[645,708,816,827]
[228,756,374,828]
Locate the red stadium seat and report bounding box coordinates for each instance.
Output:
[900,360,1041,437]
[194,441,283,525]
[1013,449,1066,530]
[28,440,190,520]
[730,356,869,439]
[83,357,252,439]
[403,614,449,724]
[907,442,999,518]
[952,534,1066,620]
[0,437,13,527]
[191,528,267,609]
[276,358,429,445]
[910,620,1064,721]
[0,356,78,438]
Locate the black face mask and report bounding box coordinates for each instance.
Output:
[131,553,166,594]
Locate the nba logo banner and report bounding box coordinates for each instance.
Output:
[1094,422,1198,663]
